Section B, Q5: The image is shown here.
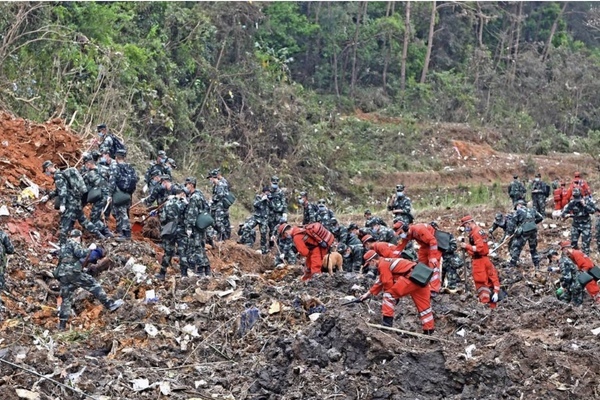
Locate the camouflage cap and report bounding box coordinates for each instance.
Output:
[184,177,197,186]
[348,222,359,231]
[206,169,219,179]
[157,150,167,157]
[271,175,279,183]
[115,149,127,157]
[171,184,184,195]
[97,123,107,130]
[160,174,172,182]
[42,160,54,171]
[70,229,82,237]
[82,153,94,163]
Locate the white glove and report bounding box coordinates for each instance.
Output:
[186,229,192,237]
[59,204,66,213]
[106,196,112,204]
[279,254,285,260]
[168,195,175,200]
[491,292,499,303]
[40,195,49,203]
[143,184,149,193]
[89,243,97,250]
[359,292,371,302]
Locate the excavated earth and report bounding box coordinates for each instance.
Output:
[1,111,600,400]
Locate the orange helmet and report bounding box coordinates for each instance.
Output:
[277,224,291,237]
[460,215,474,225]
[574,171,581,178]
[361,235,375,244]
[559,240,571,249]
[363,249,378,265]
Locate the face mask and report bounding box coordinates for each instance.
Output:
[534,178,540,182]
[318,204,326,210]
[298,198,305,205]
[399,233,407,239]
[98,132,104,138]
[183,187,190,194]
[397,192,404,197]
[102,156,108,163]
[372,226,379,233]
[271,183,278,190]
[44,171,52,176]
[464,226,472,233]
[159,157,166,164]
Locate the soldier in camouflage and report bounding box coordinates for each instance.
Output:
[509,200,543,268]
[315,199,335,231]
[54,229,122,330]
[143,150,169,186]
[144,170,168,207]
[238,187,270,254]
[561,188,595,255]
[508,175,527,206]
[108,149,135,241]
[267,176,288,242]
[298,191,318,225]
[208,169,231,241]
[273,215,297,266]
[547,249,583,306]
[388,184,413,225]
[344,223,364,272]
[0,228,15,299]
[156,180,189,279]
[489,212,511,242]
[40,160,104,244]
[530,173,549,217]
[82,154,113,238]
[367,219,398,244]
[183,177,212,277]
[97,150,113,221]
[430,222,464,293]
[330,218,348,245]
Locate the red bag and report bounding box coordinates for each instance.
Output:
[304,222,335,249]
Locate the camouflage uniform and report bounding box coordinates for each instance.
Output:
[508,178,526,206]
[157,195,189,277]
[0,230,15,291]
[184,189,211,276]
[108,161,131,238]
[555,255,583,305]
[267,188,287,240]
[144,160,170,186]
[54,237,115,325]
[438,231,464,290]
[238,192,270,253]
[144,177,168,207]
[371,225,398,245]
[509,205,543,268]
[273,221,297,265]
[98,133,121,159]
[562,195,596,255]
[299,197,318,225]
[330,221,349,245]
[315,203,335,231]
[97,158,113,220]
[388,193,413,225]
[343,231,364,272]
[530,177,549,216]
[210,179,231,241]
[49,170,102,244]
[82,165,110,234]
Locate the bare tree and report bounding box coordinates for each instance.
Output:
[350,1,368,96]
[401,1,411,92]
[420,1,436,84]
[542,2,569,62]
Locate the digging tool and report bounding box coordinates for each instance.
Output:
[73,141,96,169]
[131,197,148,209]
[342,298,363,306]
[366,322,451,343]
[491,234,514,253]
[101,197,112,224]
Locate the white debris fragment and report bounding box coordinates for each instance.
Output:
[465,344,476,359]
[144,324,159,337]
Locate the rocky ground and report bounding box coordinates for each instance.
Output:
[1,111,600,399]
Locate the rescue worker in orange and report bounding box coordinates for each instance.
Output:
[359,251,434,334]
[567,171,592,201]
[559,241,600,304]
[553,181,569,211]
[459,216,501,308]
[278,224,328,281]
[393,221,442,294]
[361,235,402,258]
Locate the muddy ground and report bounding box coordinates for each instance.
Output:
[1,111,600,400]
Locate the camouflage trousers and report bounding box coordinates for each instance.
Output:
[571,218,592,256]
[187,229,211,275]
[558,278,583,306]
[509,231,539,267]
[268,214,284,241]
[212,207,231,241]
[238,216,268,251]
[274,237,297,265]
[89,196,108,225]
[0,259,5,290]
[160,235,189,275]
[343,245,364,273]
[58,269,110,321]
[59,206,101,244]
[532,195,546,217]
[594,217,600,253]
[113,204,131,235]
[442,252,464,289]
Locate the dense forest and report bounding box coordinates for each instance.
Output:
[2,2,600,201]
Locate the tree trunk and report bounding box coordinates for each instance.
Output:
[350,1,368,97]
[542,2,568,61]
[382,1,395,92]
[420,1,436,84]
[401,1,411,92]
[509,2,523,86]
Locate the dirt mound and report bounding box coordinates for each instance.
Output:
[0,112,83,188]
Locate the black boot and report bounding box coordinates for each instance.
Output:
[180,265,188,278]
[423,329,435,335]
[58,319,67,331]
[382,316,394,327]
[155,266,167,280]
[102,226,114,238]
[116,230,131,242]
[204,265,211,277]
